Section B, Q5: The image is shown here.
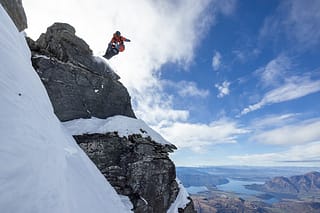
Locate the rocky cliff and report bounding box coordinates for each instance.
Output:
[0,0,27,31]
[74,132,178,212]
[26,20,195,213]
[2,1,196,211]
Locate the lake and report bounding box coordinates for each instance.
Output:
[216,178,279,204]
[186,186,209,194]
[217,178,264,196]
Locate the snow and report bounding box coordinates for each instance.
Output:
[167,179,191,213]
[63,115,172,145]
[0,5,131,213]
[120,195,134,210]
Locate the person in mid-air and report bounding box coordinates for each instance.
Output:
[103,31,131,59]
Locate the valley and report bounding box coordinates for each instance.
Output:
[177,166,320,212]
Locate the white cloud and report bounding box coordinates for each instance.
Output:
[229,141,320,167]
[241,76,320,115]
[256,55,291,87]
[156,118,249,150]
[177,82,209,98]
[164,80,209,98]
[260,0,320,49]
[251,118,320,145]
[212,51,222,71]
[215,81,230,98]
[251,113,298,128]
[232,48,260,63]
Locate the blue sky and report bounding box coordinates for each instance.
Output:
[162,0,320,166]
[23,0,320,167]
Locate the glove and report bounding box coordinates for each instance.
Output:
[126,39,131,42]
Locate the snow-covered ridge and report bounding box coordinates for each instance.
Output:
[63,115,172,145]
[0,5,130,213]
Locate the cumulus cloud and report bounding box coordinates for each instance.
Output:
[229,141,320,166]
[215,81,230,98]
[212,51,222,71]
[241,75,320,115]
[157,118,249,150]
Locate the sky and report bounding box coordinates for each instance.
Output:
[22,0,320,167]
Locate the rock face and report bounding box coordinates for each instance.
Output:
[28,23,135,121]
[247,171,320,194]
[27,22,196,212]
[73,133,179,213]
[0,0,27,31]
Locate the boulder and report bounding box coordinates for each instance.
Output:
[0,0,27,31]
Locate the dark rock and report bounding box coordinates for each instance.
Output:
[74,133,181,213]
[0,0,27,31]
[28,23,135,121]
[180,197,197,213]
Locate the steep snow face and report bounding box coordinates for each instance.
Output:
[0,5,130,213]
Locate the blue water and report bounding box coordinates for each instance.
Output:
[186,186,209,194]
[216,179,279,204]
[217,179,264,196]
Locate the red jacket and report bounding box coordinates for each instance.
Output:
[110,34,130,52]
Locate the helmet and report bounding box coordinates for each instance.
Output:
[115,31,121,36]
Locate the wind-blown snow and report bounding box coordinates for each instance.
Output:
[63,115,172,145]
[167,178,191,213]
[0,5,131,213]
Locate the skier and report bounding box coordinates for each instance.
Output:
[103,31,131,59]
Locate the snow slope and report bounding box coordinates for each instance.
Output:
[167,179,191,213]
[63,115,172,145]
[0,5,130,213]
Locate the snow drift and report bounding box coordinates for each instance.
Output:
[0,5,130,213]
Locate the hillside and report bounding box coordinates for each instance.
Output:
[246,171,320,194]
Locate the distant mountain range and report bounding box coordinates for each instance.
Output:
[176,167,228,187]
[246,171,320,194]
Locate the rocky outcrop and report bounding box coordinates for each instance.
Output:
[0,0,27,31]
[27,22,195,212]
[28,23,135,121]
[73,132,179,213]
[246,171,320,194]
